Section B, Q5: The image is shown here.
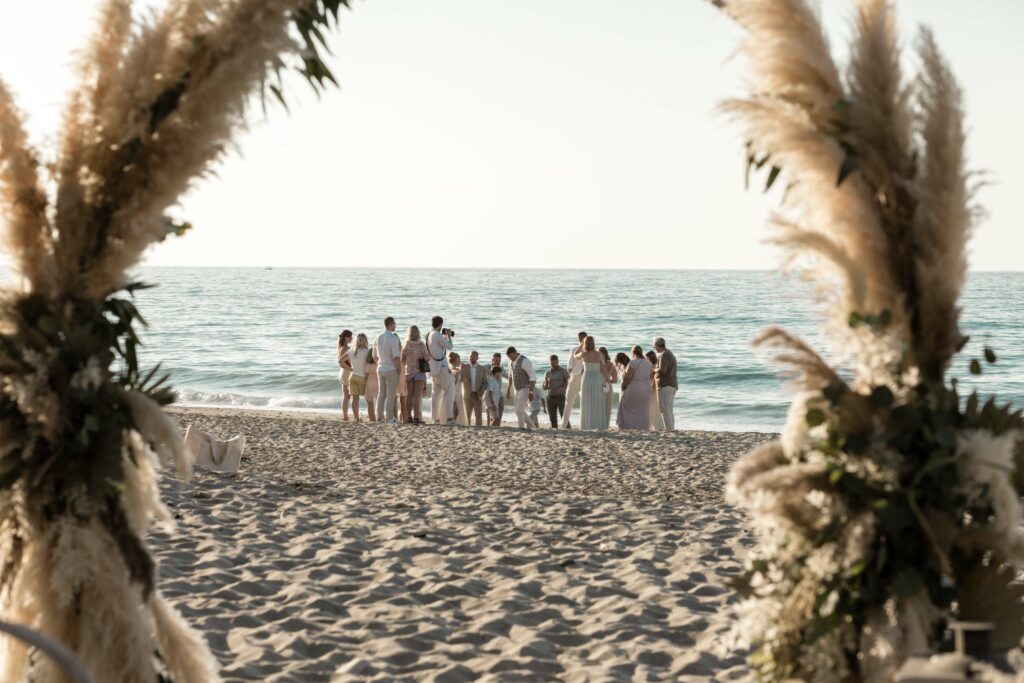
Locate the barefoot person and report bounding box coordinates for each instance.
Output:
[485,366,504,426]
[505,347,536,430]
[560,331,587,429]
[529,384,543,428]
[487,354,505,425]
[348,332,372,422]
[653,337,678,431]
[426,316,455,424]
[645,350,665,431]
[600,346,618,427]
[449,352,466,425]
[460,350,488,426]
[374,317,402,424]
[336,329,353,420]
[616,347,652,430]
[542,355,569,428]
[576,336,611,430]
[401,325,430,423]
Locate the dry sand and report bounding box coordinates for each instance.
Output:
[150,407,772,682]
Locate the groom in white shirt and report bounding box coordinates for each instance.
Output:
[426,316,455,424]
[559,331,588,429]
[505,347,536,429]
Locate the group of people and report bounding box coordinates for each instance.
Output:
[336,318,678,431]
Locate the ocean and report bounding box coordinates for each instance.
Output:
[121,268,1024,432]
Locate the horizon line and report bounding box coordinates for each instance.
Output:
[134,265,1024,274]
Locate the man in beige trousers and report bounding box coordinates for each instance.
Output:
[559,331,588,429]
[654,337,678,431]
[505,347,537,430]
[460,350,488,426]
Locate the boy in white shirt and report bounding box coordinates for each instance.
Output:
[529,385,543,428]
[485,366,504,427]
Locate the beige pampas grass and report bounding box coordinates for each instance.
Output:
[0,2,347,681]
[717,0,1022,680]
[55,0,311,299]
[753,326,839,391]
[123,389,193,479]
[151,591,222,683]
[912,28,975,375]
[0,81,52,293]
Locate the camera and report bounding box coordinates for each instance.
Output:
[442,328,455,338]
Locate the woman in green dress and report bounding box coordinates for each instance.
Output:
[575,336,611,430]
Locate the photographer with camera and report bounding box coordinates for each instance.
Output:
[426,316,456,424]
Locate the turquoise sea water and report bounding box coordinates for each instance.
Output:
[126,268,1024,432]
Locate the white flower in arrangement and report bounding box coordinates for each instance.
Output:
[798,629,852,683]
[844,325,904,392]
[716,0,1024,678]
[70,355,106,391]
[956,430,1021,536]
[820,589,840,617]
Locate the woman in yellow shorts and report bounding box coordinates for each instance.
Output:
[348,333,372,421]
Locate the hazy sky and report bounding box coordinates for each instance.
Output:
[0,1,1021,270]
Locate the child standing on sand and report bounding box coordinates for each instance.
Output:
[528,385,543,428]
[485,365,504,427]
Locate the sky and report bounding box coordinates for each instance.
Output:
[0,0,1021,270]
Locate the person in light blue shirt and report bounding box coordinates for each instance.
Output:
[485,365,504,426]
[528,382,543,428]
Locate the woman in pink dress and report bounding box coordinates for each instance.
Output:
[617,346,653,430]
[644,350,665,430]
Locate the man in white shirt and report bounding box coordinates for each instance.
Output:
[505,346,536,429]
[426,315,455,424]
[559,331,588,429]
[374,317,402,423]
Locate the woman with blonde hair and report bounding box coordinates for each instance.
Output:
[599,346,618,427]
[348,332,372,422]
[575,336,611,430]
[337,329,354,420]
[401,325,430,423]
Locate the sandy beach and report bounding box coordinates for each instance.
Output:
[150,407,772,681]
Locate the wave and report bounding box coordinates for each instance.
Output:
[173,389,338,411]
[166,369,342,394]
